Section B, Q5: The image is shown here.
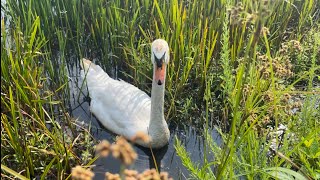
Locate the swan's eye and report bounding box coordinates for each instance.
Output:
[154,52,166,68]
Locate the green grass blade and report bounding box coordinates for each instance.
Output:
[1,164,29,180]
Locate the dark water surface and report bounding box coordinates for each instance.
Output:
[68,64,221,179]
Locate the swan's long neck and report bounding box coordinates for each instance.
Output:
[149,66,169,146]
[150,80,165,121]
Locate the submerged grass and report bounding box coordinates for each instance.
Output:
[1,0,320,179]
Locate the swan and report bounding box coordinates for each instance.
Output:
[80,39,170,148]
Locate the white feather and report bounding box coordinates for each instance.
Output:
[81,59,151,138]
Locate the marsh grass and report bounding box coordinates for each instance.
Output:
[174,2,319,178]
[1,16,96,179]
[1,0,320,179]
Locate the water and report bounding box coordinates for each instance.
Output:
[68,63,221,179]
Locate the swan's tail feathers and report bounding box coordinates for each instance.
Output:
[80,58,108,75]
[81,58,97,72]
[80,58,110,87]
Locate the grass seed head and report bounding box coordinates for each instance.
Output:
[111,136,137,165]
[124,169,139,179]
[105,172,121,180]
[71,166,94,180]
[131,131,151,143]
[96,140,111,157]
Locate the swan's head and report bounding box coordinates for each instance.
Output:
[151,39,169,85]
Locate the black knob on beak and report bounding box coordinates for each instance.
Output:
[154,52,166,69]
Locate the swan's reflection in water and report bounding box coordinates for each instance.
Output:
[134,144,169,172]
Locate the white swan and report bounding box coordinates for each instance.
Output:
[80,39,170,148]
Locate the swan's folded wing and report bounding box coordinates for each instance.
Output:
[81,63,151,136]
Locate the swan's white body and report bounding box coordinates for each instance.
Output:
[81,39,170,148]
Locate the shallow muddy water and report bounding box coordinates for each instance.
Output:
[68,63,221,179]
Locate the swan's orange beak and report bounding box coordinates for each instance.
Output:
[155,63,166,85]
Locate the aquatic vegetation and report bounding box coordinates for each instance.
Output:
[1,0,319,179]
[1,17,96,179]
